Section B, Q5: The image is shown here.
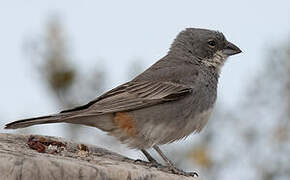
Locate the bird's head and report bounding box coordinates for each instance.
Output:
[169,28,242,72]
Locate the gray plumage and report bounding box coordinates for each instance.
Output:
[5,28,241,175]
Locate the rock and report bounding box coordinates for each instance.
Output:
[0,133,197,180]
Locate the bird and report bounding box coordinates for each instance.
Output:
[5,28,242,176]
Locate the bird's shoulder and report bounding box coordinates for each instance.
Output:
[132,55,203,86]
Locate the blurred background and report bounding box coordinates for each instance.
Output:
[0,1,290,180]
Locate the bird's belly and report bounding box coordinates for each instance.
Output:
[112,91,213,149]
[180,107,213,135]
[124,95,215,149]
[134,108,213,149]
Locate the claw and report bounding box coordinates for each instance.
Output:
[188,172,199,177]
[134,159,143,163]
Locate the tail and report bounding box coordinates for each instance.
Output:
[4,114,71,129]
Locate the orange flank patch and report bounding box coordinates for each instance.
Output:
[113,112,136,136]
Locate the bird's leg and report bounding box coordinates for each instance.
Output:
[153,145,198,177]
[141,149,157,163]
[153,145,174,167]
[140,149,162,167]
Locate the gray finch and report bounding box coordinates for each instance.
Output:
[5,28,242,176]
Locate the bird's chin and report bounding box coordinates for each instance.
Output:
[212,51,227,66]
[201,51,228,74]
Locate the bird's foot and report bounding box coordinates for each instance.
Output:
[145,157,163,168]
[168,166,198,177]
[134,158,162,168]
[148,160,163,168]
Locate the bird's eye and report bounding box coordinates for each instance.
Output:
[208,40,216,47]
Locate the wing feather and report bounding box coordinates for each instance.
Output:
[61,81,192,115]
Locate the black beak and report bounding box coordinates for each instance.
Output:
[223,41,242,56]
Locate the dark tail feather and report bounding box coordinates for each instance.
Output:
[4,114,70,129]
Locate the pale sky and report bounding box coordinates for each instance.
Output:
[0,2,290,179]
[0,0,289,131]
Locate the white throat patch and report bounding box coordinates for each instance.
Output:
[203,51,228,73]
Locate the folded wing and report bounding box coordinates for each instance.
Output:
[61,81,193,115]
